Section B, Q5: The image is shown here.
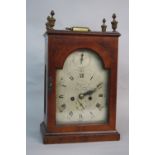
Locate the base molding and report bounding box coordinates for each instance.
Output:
[40,122,120,144]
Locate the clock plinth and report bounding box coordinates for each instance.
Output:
[40,122,120,144]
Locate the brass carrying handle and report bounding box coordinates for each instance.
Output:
[66,26,91,32]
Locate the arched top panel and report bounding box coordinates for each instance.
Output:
[62,49,105,71]
[55,46,112,69]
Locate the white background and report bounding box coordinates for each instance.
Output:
[8,0,155,155]
[26,0,129,155]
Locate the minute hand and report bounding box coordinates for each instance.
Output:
[83,82,103,96]
[83,88,96,96]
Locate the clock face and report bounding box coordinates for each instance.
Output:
[56,49,109,124]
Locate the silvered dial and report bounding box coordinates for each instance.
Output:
[56,49,109,124]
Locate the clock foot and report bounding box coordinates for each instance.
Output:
[40,122,120,144]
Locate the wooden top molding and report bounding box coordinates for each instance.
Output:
[44,30,121,37]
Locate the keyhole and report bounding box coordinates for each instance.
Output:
[88,96,92,100]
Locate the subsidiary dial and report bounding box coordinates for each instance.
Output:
[72,51,90,67]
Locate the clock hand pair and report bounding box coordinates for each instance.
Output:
[79,82,103,99]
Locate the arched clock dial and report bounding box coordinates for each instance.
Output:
[56,49,109,124]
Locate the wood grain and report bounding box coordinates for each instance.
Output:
[41,30,120,144]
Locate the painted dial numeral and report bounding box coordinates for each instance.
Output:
[69,76,74,80]
[59,95,64,98]
[69,111,73,117]
[79,114,83,119]
[79,73,84,78]
[99,94,103,97]
[90,75,93,80]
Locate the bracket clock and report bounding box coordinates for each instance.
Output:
[40,10,121,144]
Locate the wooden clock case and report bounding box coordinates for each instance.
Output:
[40,11,121,144]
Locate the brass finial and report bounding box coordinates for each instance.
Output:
[111,13,118,32]
[101,18,107,32]
[46,10,56,31]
